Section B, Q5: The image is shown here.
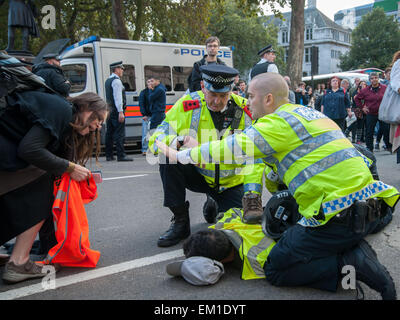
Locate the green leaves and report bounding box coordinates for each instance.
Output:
[339,7,400,71]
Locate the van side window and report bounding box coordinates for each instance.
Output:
[144,66,172,92]
[121,64,136,92]
[62,64,87,93]
[172,66,192,91]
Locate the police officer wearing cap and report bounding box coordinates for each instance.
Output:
[32,53,71,97]
[105,61,133,162]
[249,45,279,81]
[148,64,265,248]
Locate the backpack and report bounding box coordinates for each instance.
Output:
[0,52,55,117]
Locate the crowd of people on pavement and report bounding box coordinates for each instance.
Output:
[1,34,400,302]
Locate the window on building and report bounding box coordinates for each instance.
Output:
[62,64,87,93]
[120,64,136,92]
[284,48,289,63]
[331,50,342,59]
[281,30,288,43]
[172,66,192,91]
[305,48,310,63]
[144,65,172,91]
[306,26,313,40]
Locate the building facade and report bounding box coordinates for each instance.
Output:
[266,2,352,76]
[334,0,400,29]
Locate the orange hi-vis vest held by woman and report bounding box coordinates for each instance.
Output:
[42,173,100,267]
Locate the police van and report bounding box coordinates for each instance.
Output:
[46,36,234,144]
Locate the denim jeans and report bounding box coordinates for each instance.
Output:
[141,118,149,153]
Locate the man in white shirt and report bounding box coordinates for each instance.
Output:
[249,45,279,81]
[105,61,133,162]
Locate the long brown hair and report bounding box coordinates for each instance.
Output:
[391,51,400,66]
[67,93,108,165]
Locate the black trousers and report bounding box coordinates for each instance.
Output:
[365,114,391,152]
[159,161,243,212]
[105,110,126,159]
[264,217,381,292]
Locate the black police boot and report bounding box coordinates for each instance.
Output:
[202,195,219,224]
[340,239,396,300]
[157,201,190,248]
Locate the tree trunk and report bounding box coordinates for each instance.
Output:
[111,0,129,40]
[132,0,145,40]
[286,0,305,88]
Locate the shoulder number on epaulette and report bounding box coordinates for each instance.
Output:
[183,99,200,112]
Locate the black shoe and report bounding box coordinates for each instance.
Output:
[117,156,133,162]
[157,201,190,247]
[106,156,115,161]
[341,239,396,300]
[203,195,219,223]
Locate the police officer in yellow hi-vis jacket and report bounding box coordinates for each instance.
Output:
[148,64,266,248]
[156,72,399,300]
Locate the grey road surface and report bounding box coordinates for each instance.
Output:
[0,147,399,302]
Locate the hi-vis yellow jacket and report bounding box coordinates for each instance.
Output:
[148,90,265,193]
[210,208,275,280]
[180,104,400,226]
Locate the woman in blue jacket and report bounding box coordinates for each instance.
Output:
[321,77,351,131]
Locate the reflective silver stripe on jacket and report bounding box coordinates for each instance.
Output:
[246,236,274,277]
[277,130,345,179]
[276,111,313,142]
[244,113,252,127]
[288,147,361,195]
[153,121,177,152]
[243,126,275,156]
[189,91,202,134]
[195,166,237,179]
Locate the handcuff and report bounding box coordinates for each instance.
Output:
[176,135,185,151]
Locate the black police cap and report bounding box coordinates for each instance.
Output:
[110,61,125,70]
[258,45,275,57]
[200,64,239,92]
[43,53,60,60]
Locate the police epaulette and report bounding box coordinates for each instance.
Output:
[183,99,200,112]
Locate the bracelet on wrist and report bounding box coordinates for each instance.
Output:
[66,161,76,174]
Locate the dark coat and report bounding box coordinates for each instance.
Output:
[139,88,151,117]
[32,62,71,97]
[188,55,226,92]
[321,88,350,120]
[149,83,166,114]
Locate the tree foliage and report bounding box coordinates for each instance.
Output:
[0,0,289,76]
[208,0,285,77]
[339,7,400,71]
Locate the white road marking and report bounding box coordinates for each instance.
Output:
[102,174,148,181]
[0,249,184,300]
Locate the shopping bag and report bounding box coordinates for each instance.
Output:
[378,84,400,124]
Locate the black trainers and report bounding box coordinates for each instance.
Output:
[203,195,219,224]
[341,239,396,300]
[157,201,190,247]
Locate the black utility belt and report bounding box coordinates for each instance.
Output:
[328,198,384,234]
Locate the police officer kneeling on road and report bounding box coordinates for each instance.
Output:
[148,64,265,248]
[156,72,399,300]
